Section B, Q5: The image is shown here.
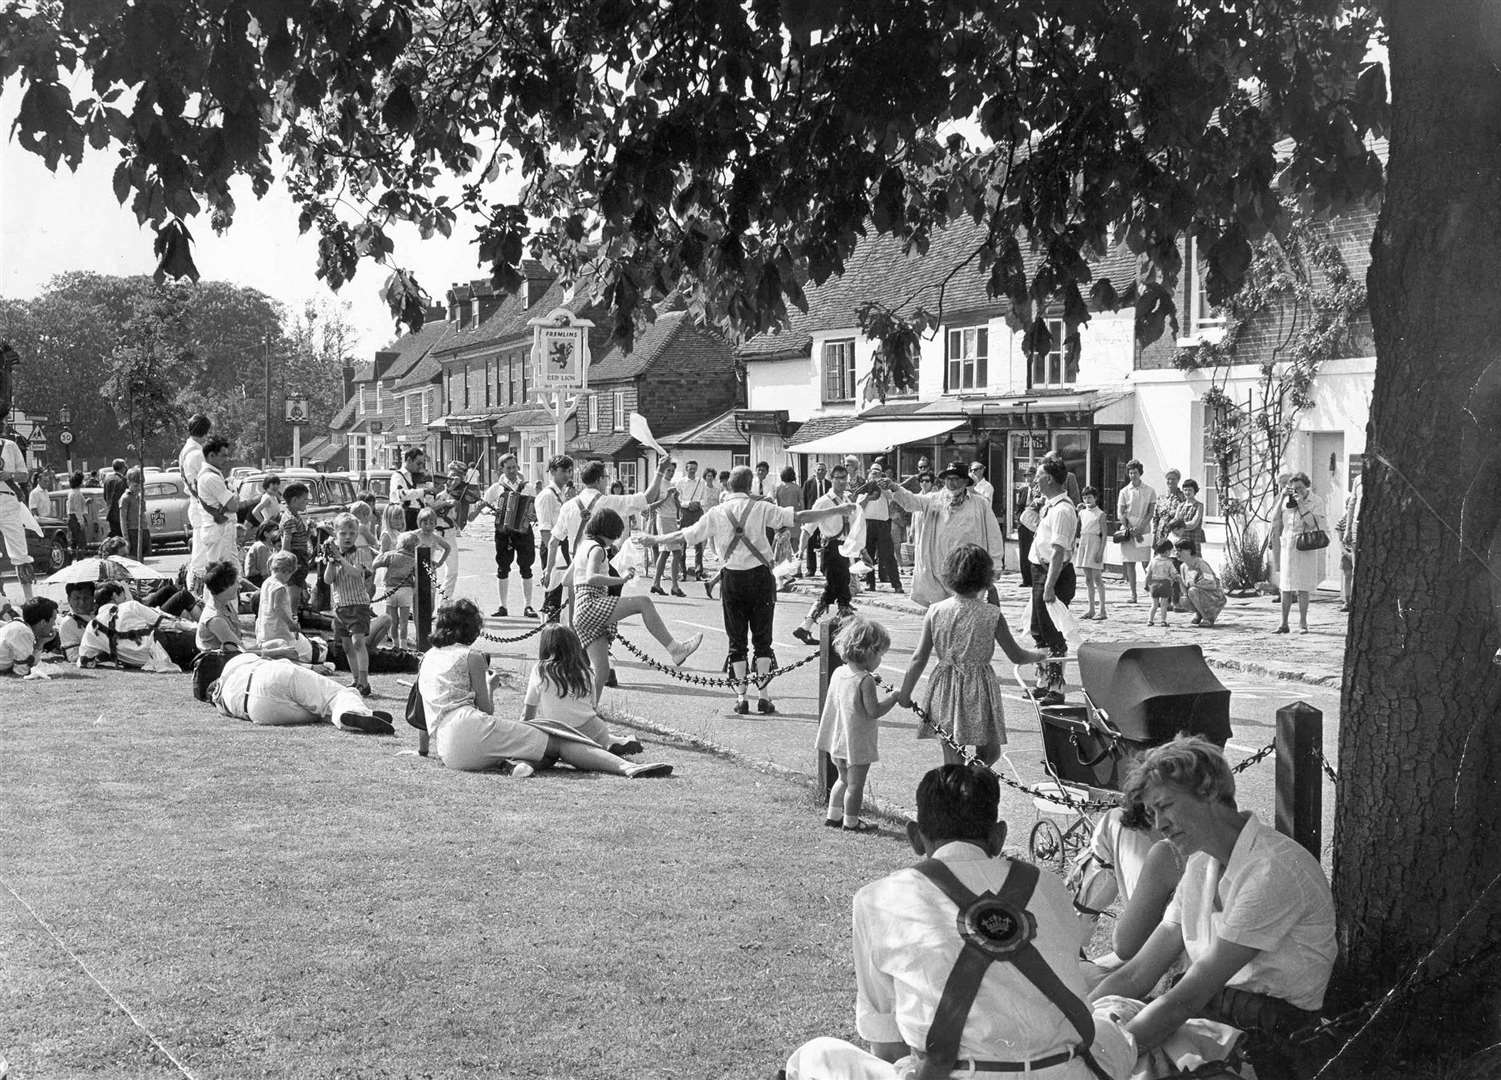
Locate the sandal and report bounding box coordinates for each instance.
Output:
[1274,625,1290,634]
[842,820,879,834]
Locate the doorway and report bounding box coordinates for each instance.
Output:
[1307,431,1344,590]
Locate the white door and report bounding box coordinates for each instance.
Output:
[1308,432,1344,590]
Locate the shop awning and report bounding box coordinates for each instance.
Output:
[789,416,967,456]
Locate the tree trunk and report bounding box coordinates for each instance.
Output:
[1338,0,1501,1055]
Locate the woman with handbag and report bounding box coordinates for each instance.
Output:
[1115,459,1156,603]
[1267,472,1328,634]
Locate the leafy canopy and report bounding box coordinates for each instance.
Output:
[2,0,1386,372]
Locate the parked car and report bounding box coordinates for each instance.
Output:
[0,501,72,577]
[141,473,192,545]
[47,488,108,548]
[234,469,353,530]
[328,471,390,515]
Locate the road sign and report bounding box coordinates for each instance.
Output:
[58,430,74,446]
[529,308,593,390]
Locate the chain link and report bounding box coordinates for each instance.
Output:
[613,633,822,691]
[478,622,545,645]
[1317,748,1339,785]
[1230,741,1276,774]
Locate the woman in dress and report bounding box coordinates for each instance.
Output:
[1267,472,1328,634]
[1177,478,1207,555]
[1116,459,1156,603]
[416,598,670,777]
[573,508,701,706]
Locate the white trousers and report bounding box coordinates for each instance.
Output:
[220,657,367,728]
[0,499,34,567]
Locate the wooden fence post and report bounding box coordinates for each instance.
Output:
[415,547,433,651]
[817,617,838,800]
[1275,701,1323,857]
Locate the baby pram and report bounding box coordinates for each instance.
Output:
[1010,641,1232,869]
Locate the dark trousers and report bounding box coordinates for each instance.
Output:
[1018,523,1036,586]
[68,517,87,555]
[494,527,536,579]
[819,540,852,611]
[543,537,569,613]
[863,519,901,590]
[805,530,821,575]
[1030,562,1077,689]
[722,566,777,666]
[126,528,152,560]
[106,509,122,538]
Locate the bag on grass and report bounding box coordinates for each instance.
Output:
[193,650,230,702]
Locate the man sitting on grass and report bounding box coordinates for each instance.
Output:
[52,581,97,662]
[0,596,59,677]
[783,764,1135,1080]
[77,581,198,672]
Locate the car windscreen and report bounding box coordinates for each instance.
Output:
[322,479,357,505]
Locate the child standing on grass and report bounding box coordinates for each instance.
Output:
[1077,485,1108,620]
[118,467,151,560]
[66,472,92,556]
[415,507,456,599]
[324,512,376,695]
[278,482,314,614]
[1145,539,1177,627]
[899,544,1048,767]
[372,530,419,650]
[815,616,899,833]
[349,495,380,549]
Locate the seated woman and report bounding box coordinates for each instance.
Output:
[1073,793,1184,985]
[523,623,642,756]
[1089,736,1336,1079]
[572,508,701,707]
[78,581,198,671]
[416,598,670,778]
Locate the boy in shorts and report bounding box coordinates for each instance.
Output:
[324,513,376,695]
[278,483,313,614]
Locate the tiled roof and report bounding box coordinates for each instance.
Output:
[432,276,598,357]
[787,414,861,448]
[391,350,442,391]
[737,217,1143,358]
[330,396,357,430]
[661,408,748,449]
[499,406,556,429]
[585,311,692,382]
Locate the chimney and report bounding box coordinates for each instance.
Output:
[424,303,447,324]
[522,261,557,308]
[473,279,502,323]
[342,362,354,403]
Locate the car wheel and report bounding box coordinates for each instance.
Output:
[49,534,70,571]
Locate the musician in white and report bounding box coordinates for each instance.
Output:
[533,454,575,617]
[193,437,240,572]
[178,413,212,592]
[0,432,37,601]
[390,447,431,531]
[482,452,537,619]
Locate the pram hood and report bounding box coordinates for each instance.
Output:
[1077,642,1232,746]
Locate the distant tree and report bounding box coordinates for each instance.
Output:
[101,285,198,557]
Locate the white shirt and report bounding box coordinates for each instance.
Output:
[674,474,708,509]
[0,619,36,673]
[390,467,427,509]
[553,488,650,554]
[861,490,890,522]
[1165,813,1336,1011]
[971,478,995,502]
[803,489,853,540]
[534,482,571,532]
[854,842,1135,1075]
[56,610,91,662]
[196,463,232,514]
[78,601,170,667]
[751,473,773,498]
[465,466,481,486]
[482,474,529,508]
[679,492,795,571]
[524,667,596,730]
[178,437,205,488]
[1030,492,1079,567]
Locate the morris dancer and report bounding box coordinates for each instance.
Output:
[0,430,37,601]
[194,437,240,570]
[883,462,1006,609]
[481,452,537,618]
[178,413,212,593]
[210,651,393,733]
[793,463,878,645]
[645,465,853,716]
[542,458,669,616]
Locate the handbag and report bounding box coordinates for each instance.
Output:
[1111,527,1130,544]
[1295,528,1330,551]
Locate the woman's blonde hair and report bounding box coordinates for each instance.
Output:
[381,502,405,535]
[1124,735,1236,808]
[834,616,891,670]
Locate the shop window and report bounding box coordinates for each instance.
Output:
[1201,400,1223,517]
[732,453,750,469]
[822,339,857,402]
[1030,319,1077,387]
[946,327,988,392]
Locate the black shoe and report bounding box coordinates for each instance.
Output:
[733,699,750,714]
[704,582,716,599]
[756,699,777,715]
[605,669,619,688]
[792,627,815,646]
[609,739,644,756]
[523,606,538,618]
[670,587,686,598]
[649,585,665,595]
[1028,686,1053,700]
[492,606,508,618]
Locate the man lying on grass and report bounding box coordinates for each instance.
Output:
[783,764,1136,1080]
[207,651,394,735]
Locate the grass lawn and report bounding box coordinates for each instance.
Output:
[0,667,905,1080]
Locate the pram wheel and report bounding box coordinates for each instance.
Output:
[1029,819,1066,869]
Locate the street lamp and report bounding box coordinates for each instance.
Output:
[57,405,71,425]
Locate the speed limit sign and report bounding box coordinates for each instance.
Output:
[58,430,74,445]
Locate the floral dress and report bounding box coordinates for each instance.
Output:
[919,595,1007,748]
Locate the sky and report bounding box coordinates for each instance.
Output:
[0,122,497,359]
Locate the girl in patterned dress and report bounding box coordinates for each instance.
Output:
[898,543,1049,766]
[571,508,702,707]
